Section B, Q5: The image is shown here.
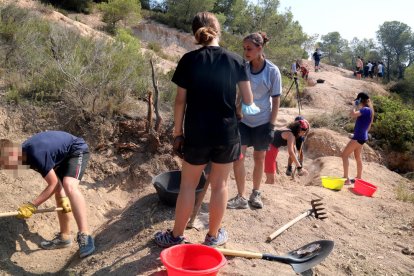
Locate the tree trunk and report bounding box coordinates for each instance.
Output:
[150,58,163,132]
[386,55,391,82]
[146,90,153,133]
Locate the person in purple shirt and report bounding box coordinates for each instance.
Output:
[0,131,95,258]
[341,92,374,185]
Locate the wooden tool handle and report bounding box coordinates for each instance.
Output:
[216,248,263,259]
[267,210,311,242]
[187,182,210,227]
[0,207,64,218]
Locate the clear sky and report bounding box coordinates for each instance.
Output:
[277,0,414,42]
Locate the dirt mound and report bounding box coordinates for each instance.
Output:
[305,128,381,162]
[132,20,198,58]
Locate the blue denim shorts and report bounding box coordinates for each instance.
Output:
[238,122,270,151]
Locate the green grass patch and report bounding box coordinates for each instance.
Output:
[396,182,414,204]
[309,110,352,134]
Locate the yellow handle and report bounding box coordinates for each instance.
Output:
[0,207,64,218]
[216,248,263,259]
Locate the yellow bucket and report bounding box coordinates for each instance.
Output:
[321,176,346,191]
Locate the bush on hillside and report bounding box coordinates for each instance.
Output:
[280,76,310,109]
[309,110,352,134]
[98,0,141,34]
[389,64,414,104]
[40,0,93,13]
[0,5,150,117]
[372,96,414,153]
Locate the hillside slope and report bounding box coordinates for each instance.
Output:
[1,2,413,276]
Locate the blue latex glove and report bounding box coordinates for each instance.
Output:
[354,99,361,106]
[242,102,260,115]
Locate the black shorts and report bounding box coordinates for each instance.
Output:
[352,138,367,145]
[55,152,89,181]
[239,122,270,151]
[184,143,241,165]
[296,137,304,150]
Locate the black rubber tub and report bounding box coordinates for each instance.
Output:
[153,170,206,206]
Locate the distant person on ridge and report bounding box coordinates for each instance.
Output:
[312,48,322,72]
[0,131,95,258]
[341,92,374,185]
[291,59,299,77]
[356,56,363,79]
[377,62,384,79]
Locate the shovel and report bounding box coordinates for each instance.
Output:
[217,240,334,274]
[0,207,63,218]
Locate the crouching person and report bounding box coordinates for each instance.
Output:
[0,131,95,258]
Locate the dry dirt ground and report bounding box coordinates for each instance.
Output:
[1,2,414,276]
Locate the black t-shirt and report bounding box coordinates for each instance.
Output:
[271,130,290,148]
[172,46,248,146]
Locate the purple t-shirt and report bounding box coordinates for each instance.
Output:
[353,107,372,141]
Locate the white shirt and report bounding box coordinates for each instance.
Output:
[241,59,282,127]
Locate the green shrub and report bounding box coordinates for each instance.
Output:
[98,0,141,33]
[372,96,414,152]
[39,0,93,13]
[396,182,414,204]
[389,64,414,104]
[280,76,306,108]
[309,110,352,134]
[4,87,20,104]
[147,41,161,53]
[159,69,176,104]
[0,4,150,117]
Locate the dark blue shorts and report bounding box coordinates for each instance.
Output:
[315,60,320,66]
[296,137,304,150]
[352,138,367,145]
[55,152,89,181]
[184,143,241,165]
[239,122,270,151]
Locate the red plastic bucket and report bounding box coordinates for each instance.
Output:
[353,179,377,197]
[160,244,227,276]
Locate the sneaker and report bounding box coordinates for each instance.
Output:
[40,233,72,250]
[203,228,228,247]
[249,190,263,209]
[344,178,352,185]
[154,229,187,248]
[286,166,292,176]
[227,195,248,209]
[77,232,95,258]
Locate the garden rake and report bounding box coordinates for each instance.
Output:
[267,197,327,242]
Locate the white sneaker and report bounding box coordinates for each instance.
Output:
[249,190,263,209]
[227,195,248,209]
